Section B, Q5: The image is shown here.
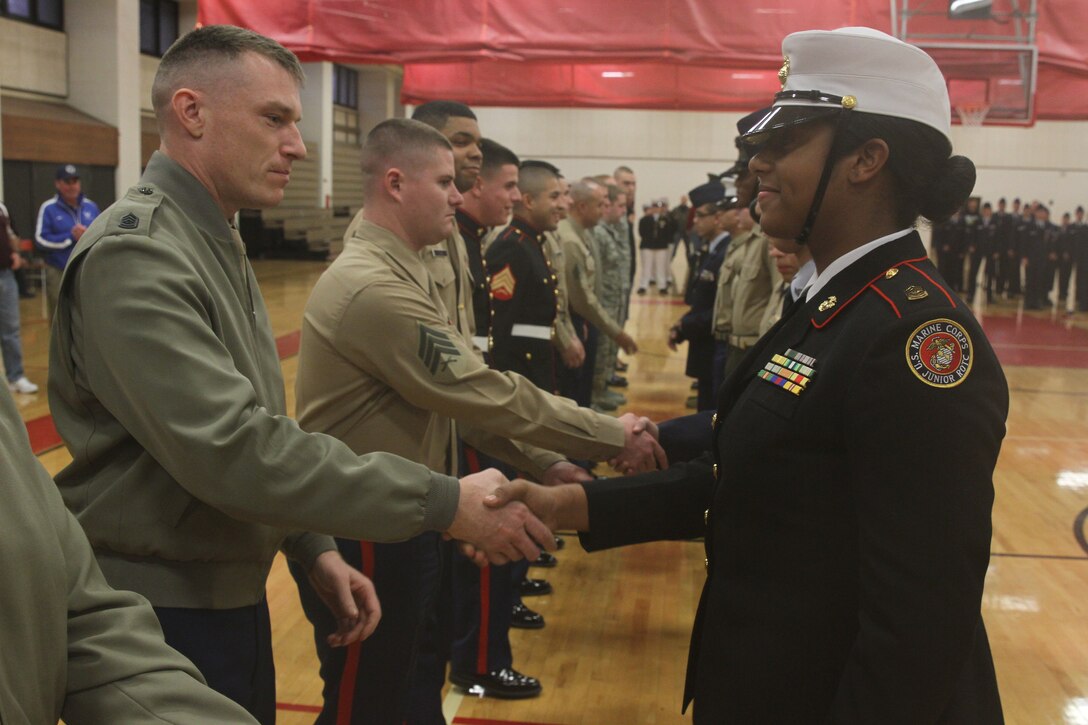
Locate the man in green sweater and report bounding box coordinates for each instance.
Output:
[0,384,259,724]
[48,25,551,723]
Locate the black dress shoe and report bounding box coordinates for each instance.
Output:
[615,361,628,372]
[636,287,647,295]
[607,375,628,387]
[519,578,552,596]
[530,551,557,568]
[450,668,542,699]
[554,535,566,550]
[511,602,545,629]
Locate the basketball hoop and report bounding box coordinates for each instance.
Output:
[955,103,991,127]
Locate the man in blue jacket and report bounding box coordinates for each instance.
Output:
[35,163,100,317]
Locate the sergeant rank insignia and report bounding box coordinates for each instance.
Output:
[757,348,817,396]
[906,318,973,388]
[489,264,517,301]
[418,324,462,377]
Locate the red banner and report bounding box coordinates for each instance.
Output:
[198,0,1088,120]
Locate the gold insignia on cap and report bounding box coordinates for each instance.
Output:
[778,55,790,89]
[905,285,929,301]
[885,267,899,279]
[817,295,838,312]
[842,95,857,109]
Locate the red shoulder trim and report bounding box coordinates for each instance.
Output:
[904,262,957,307]
[811,254,929,330]
[867,283,902,318]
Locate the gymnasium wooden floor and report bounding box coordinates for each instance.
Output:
[12,258,1088,724]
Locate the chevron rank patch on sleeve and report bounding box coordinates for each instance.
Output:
[490,264,516,301]
[418,323,462,376]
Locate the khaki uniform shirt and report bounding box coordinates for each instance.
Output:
[297,220,625,479]
[50,153,459,609]
[543,229,579,353]
[347,208,476,338]
[0,386,258,724]
[713,225,781,348]
[557,217,623,340]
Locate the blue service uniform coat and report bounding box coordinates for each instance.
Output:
[675,236,728,383]
[579,231,1007,724]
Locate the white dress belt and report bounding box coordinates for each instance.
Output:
[511,324,552,340]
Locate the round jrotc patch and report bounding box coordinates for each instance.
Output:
[905,318,973,388]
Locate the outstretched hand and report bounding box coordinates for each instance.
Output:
[541,460,594,486]
[610,413,668,474]
[448,468,557,566]
[483,478,589,532]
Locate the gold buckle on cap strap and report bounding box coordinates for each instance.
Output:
[774,89,857,110]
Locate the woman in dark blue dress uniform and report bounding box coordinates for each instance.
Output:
[489,26,1008,724]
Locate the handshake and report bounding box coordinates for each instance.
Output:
[447,413,664,566]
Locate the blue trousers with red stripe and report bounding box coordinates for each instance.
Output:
[450,444,517,676]
[288,532,446,725]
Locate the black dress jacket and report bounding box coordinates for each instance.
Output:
[580,231,1007,724]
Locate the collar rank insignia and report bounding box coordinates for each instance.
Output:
[757,348,817,396]
[906,318,972,388]
[817,295,837,312]
[489,264,517,301]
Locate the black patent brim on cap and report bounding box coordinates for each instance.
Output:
[739,105,840,147]
[719,159,747,179]
[736,107,772,136]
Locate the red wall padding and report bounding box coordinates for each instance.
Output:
[198,0,1088,120]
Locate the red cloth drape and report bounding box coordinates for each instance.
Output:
[198,0,1088,121]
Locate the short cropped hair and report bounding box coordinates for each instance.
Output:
[605,184,623,203]
[412,101,477,131]
[569,179,601,204]
[517,162,559,198]
[520,159,561,176]
[360,119,453,193]
[152,25,303,129]
[480,138,520,176]
[613,165,635,177]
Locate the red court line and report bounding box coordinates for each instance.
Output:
[980,315,1088,368]
[26,330,304,455]
[276,702,322,714]
[452,714,565,718]
[276,329,301,358]
[25,414,63,456]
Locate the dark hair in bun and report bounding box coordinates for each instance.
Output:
[836,113,976,228]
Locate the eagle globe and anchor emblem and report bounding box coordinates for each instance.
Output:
[906,319,973,388]
[926,335,957,372]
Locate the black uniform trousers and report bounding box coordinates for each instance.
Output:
[155,600,276,724]
[557,312,597,407]
[450,444,518,678]
[288,532,446,725]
